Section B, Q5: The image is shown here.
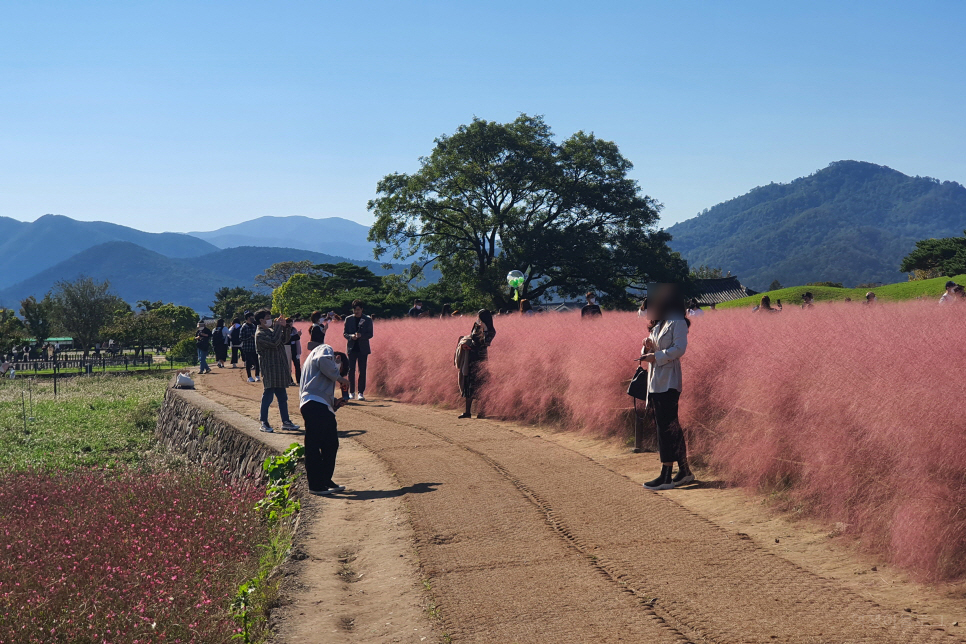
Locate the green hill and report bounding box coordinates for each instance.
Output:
[667,161,966,291]
[716,274,966,310]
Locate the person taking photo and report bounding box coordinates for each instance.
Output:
[254,310,300,433]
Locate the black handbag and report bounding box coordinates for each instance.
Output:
[626,366,649,400]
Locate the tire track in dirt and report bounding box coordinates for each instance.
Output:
[197,373,963,643]
[347,402,964,644]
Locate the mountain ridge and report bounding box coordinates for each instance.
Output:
[666,161,966,290]
[0,241,410,314]
[0,214,217,289]
[188,215,376,262]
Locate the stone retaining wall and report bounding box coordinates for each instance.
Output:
[156,385,281,482]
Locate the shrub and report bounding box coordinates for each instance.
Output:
[362,304,966,580]
[166,336,200,364]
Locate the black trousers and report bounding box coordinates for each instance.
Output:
[300,401,339,491]
[347,353,368,394]
[650,389,687,464]
[243,351,260,378]
[230,346,240,365]
[291,351,301,384]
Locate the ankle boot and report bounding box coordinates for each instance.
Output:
[672,460,695,486]
[644,465,674,490]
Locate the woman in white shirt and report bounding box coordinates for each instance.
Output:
[639,285,692,491]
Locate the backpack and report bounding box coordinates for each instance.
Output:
[230,325,241,344]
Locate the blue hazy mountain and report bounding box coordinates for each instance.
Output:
[0,214,217,290]
[189,216,376,263]
[0,241,408,314]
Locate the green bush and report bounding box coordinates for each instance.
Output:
[167,336,200,364]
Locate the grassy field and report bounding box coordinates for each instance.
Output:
[716,273,966,309]
[0,373,170,470]
[9,359,188,377]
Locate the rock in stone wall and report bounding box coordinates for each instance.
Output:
[156,386,281,483]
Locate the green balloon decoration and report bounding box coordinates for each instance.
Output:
[507,270,525,301]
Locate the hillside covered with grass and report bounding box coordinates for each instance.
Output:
[716,274,966,309]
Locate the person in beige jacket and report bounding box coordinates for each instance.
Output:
[639,285,692,491]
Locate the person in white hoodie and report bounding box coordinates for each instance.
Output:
[299,344,350,495]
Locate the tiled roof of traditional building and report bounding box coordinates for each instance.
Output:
[693,276,757,305]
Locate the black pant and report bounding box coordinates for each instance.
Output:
[300,401,339,491]
[243,351,260,378]
[347,353,368,394]
[291,350,301,384]
[650,389,687,464]
[230,346,240,365]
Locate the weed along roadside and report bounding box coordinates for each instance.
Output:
[232,443,305,644]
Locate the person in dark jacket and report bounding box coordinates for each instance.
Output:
[195,322,212,374]
[342,299,373,401]
[581,291,602,318]
[228,318,242,368]
[287,317,302,384]
[308,310,327,351]
[457,309,495,419]
[212,318,229,368]
[408,299,425,318]
[240,311,260,382]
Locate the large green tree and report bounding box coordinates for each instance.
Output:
[254,260,318,291]
[210,287,271,322]
[151,303,198,336]
[900,232,966,277]
[103,310,177,359]
[50,277,128,357]
[0,309,25,354]
[368,114,688,308]
[19,295,55,347]
[272,264,431,319]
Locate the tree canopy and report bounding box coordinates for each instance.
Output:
[49,277,128,357]
[210,286,272,323]
[368,114,687,309]
[272,263,444,318]
[0,309,24,354]
[254,260,318,291]
[899,232,966,277]
[19,296,55,346]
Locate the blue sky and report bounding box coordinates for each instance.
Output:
[1,1,963,233]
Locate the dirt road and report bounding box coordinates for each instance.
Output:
[198,371,963,643]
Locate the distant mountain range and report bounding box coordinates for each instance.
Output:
[0,214,216,289]
[6,163,965,312]
[667,161,966,290]
[189,216,376,262]
[0,241,403,314]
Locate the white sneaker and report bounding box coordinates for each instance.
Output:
[281,421,300,431]
[247,377,255,383]
[254,376,261,382]
[357,393,365,401]
[260,422,274,433]
[348,393,355,400]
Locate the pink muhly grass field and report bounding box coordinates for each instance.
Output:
[0,468,266,643]
[362,304,966,580]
